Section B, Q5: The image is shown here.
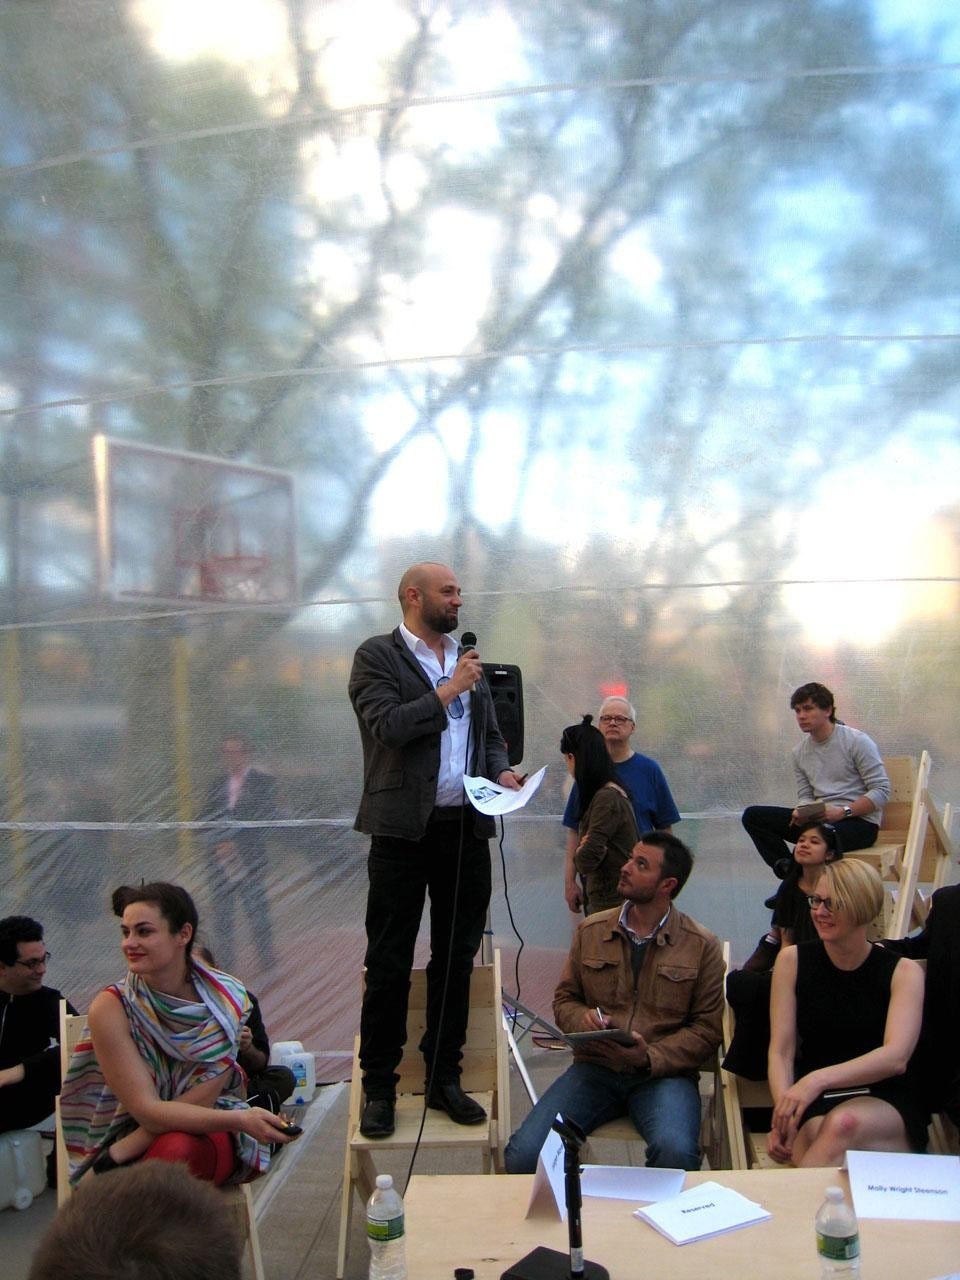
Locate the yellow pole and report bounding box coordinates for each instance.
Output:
[3,630,28,879]
[171,633,194,871]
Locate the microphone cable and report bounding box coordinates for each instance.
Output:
[402,650,476,1195]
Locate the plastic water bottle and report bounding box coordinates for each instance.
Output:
[367,1173,407,1280]
[815,1185,861,1276]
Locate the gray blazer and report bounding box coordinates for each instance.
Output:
[348,627,511,841]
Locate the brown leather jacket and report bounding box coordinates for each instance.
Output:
[553,903,724,1078]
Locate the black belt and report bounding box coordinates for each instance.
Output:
[429,805,467,823]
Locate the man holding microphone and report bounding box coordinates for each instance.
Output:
[349,561,523,1138]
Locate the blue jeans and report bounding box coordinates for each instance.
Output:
[503,1062,702,1173]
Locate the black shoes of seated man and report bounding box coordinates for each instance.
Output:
[360,1096,396,1138]
[426,1080,487,1125]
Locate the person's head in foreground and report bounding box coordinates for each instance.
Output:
[27,1160,241,1280]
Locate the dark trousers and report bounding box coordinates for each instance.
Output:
[209,854,275,970]
[359,818,491,1099]
[246,1066,296,1113]
[0,1078,56,1133]
[742,805,879,870]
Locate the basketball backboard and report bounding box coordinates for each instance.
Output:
[93,435,297,606]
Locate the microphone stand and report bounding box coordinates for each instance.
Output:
[500,1117,609,1280]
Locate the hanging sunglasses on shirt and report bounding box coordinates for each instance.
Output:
[436,675,464,719]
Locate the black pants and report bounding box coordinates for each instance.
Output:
[247,1066,296,1113]
[209,853,275,970]
[742,805,879,870]
[359,817,491,1099]
[0,1078,56,1133]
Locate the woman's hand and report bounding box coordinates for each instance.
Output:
[771,1072,821,1141]
[766,1126,794,1163]
[237,1107,298,1146]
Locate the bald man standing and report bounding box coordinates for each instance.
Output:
[349,562,523,1138]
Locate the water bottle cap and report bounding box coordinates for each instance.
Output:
[825,1186,844,1202]
[375,1174,393,1190]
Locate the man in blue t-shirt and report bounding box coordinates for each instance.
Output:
[563,695,681,913]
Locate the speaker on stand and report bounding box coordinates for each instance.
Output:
[482,662,524,766]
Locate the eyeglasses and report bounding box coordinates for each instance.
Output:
[598,715,633,726]
[436,676,464,719]
[806,895,835,912]
[14,952,51,971]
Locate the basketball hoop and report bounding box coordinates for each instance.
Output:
[198,554,272,601]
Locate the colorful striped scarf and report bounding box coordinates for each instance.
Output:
[60,962,270,1183]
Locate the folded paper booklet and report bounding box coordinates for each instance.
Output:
[633,1180,771,1245]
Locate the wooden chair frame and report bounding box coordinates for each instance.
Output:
[337,950,509,1279]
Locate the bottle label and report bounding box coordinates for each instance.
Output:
[367,1213,404,1243]
[817,1231,860,1262]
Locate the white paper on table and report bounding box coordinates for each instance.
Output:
[846,1149,960,1222]
[525,1130,685,1219]
[463,766,546,815]
[581,1164,684,1202]
[633,1179,771,1245]
[526,1123,567,1219]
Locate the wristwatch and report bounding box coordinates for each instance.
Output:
[842,805,853,819]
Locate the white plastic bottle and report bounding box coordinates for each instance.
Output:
[367,1173,407,1280]
[815,1185,861,1277]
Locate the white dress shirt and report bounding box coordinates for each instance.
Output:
[399,622,471,807]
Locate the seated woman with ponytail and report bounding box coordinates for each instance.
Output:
[60,882,294,1186]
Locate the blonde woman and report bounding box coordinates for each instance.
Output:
[768,859,927,1166]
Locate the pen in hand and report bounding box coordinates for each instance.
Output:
[595,1006,607,1028]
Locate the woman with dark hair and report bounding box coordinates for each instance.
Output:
[768,859,926,1166]
[60,882,294,1186]
[561,716,639,915]
[743,820,845,973]
[770,821,843,947]
[724,821,843,1080]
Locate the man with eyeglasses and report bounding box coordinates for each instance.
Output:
[349,561,524,1138]
[0,916,77,1137]
[563,695,680,914]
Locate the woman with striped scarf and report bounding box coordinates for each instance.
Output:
[60,882,295,1186]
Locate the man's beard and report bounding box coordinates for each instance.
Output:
[622,883,658,905]
[422,603,458,634]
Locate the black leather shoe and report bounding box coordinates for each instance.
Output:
[763,891,779,910]
[772,857,793,880]
[359,1096,395,1138]
[426,1081,487,1125]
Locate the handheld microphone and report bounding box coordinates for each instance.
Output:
[460,630,478,692]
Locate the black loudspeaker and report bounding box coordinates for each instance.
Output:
[482,662,524,766]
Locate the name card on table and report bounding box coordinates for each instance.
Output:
[847,1149,960,1221]
[526,1124,684,1220]
[633,1180,771,1245]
